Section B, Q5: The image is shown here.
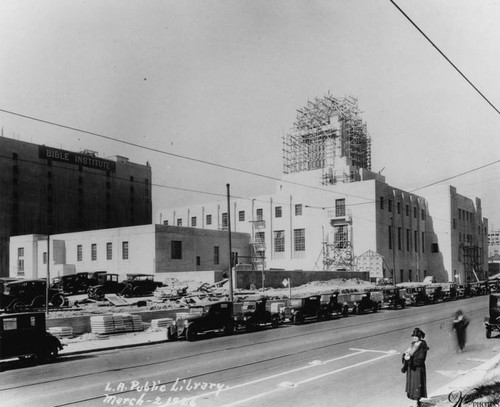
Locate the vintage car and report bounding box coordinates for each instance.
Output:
[120,274,163,297]
[281,295,322,325]
[167,301,235,341]
[234,295,280,332]
[345,292,379,315]
[87,273,127,300]
[425,284,444,303]
[1,279,66,312]
[484,293,500,339]
[0,312,63,362]
[440,283,458,301]
[319,292,349,318]
[381,287,406,310]
[51,272,92,295]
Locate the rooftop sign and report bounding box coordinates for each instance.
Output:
[39,146,116,172]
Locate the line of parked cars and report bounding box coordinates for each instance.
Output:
[166,280,496,342]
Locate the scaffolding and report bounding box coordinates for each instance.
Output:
[282,93,371,185]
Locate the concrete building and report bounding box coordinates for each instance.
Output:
[489,229,500,258]
[159,94,489,284]
[9,224,250,283]
[0,137,152,276]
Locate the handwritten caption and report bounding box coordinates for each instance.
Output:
[103,378,228,406]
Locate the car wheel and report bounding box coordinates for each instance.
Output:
[271,315,279,328]
[11,300,26,312]
[166,326,178,341]
[372,305,378,313]
[51,294,65,307]
[32,296,46,309]
[224,321,235,336]
[41,345,59,363]
[294,313,304,325]
[133,286,142,296]
[342,306,349,317]
[121,285,133,297]
[486,328,492,339]
[186,326,198,342]
[401,302,405,309]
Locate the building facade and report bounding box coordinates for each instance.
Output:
[9,224,250,282]
[0,137,152,276]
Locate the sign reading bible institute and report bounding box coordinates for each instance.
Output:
[39,146,116,172]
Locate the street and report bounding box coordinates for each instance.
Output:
[0,296,495,407]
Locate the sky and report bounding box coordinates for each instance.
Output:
[1,0,499,227]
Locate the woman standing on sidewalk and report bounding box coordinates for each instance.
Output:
[452,310,469,353]
[402,327,429,407]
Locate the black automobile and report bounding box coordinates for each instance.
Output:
[345,292,379,315]
[120,274,163,297]
[282,295,322,324]
[484,293,500,339]
[51,272,91,295]
[1,279,66,312]
[381,288,405,310]
[319,292,349,318]
[167,301,235,341]
[87,273,126,300]
[0,312,63,362]
[234,295,280,332]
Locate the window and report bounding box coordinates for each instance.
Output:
[122,241,129,260]
[398,227,402,250]
[177,218,182,226]
[453,218,456,229]
[191,216,197,227]
[400,270,404,282]
[406,205,409,216]
[413,207,417,218]
[406,230,411,251]
[91,243,97,261]
[431,243,439,253]
[163,220,169,225]
[106,242,112,260]
[77,245,82,262]
[388,199,393,213]
[295,204,303,216]
[206,214,212,225]
[380,197,384,210]
[275,206,282,218]
[18,247,24,257]
[256,208,263,221]
[255,231,265,243]
[422,232,425,253]
[274,230,285,252]
[294,229,305,251]
[409,270,412,282]
[214,246,219,265]
[334,225,348,248]
[388,226,392,250]
[196,256,201,266]
[222,213,228,228]
[171,241,182,259]
[335,199,346,217]
[397,202,401,214]
[43,252,47,264]
[239,211,245,222]
[414,231,418,252]
[421,209,425,221]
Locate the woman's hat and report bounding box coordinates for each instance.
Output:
[411,328,425,339]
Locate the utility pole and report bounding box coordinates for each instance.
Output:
[391,217,396,286]
[45,234,50,315]
[226,184,234,302]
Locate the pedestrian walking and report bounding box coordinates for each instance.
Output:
[452,310,469,352]
[402,327,429,407]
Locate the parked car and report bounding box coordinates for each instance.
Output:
[234,295,280,332]
[441,283,458,301]
[120,274,163,297]
[484,293,500,339]
[50,272,92,295]
[1,279,66,312]
[319,292,349,318]
[87,273,126,300]
[381,288,406,309]
[425,284,444,303]
[345,292,379,315]
[167,301,235,341]
[0,312,63,362]
[281,295,322,324]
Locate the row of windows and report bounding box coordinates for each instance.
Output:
[273,229,305,252]
[388,227,427,253]
[75,242,129,262]
[380,197,426,220]
[169,205,304,227]
[170,241,222,265]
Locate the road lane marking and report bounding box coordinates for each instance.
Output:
[160,350,367,407]
[349,348,399,354]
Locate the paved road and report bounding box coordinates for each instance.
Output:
[0,296,496,407]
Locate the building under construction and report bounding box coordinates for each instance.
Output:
[282,93,371,185]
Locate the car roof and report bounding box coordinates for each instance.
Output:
[190,300,232,307]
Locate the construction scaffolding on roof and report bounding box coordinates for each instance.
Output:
[282,93,371,185]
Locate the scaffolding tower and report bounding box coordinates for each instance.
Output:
[282,93,371,185]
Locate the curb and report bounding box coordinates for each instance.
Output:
[60,338,168,356]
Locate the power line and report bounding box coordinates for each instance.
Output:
[389,0,500,116]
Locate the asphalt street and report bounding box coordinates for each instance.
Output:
[0,296,496,407]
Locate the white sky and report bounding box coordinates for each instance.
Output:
[1,0,499,227]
